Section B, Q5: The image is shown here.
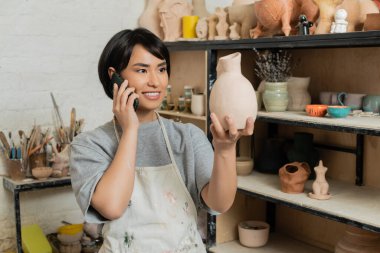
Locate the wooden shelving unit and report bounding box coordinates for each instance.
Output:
[158,110,206,121]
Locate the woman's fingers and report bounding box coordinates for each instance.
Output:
[239,117,254,136]
[120,87,136,111]
[126,93,139,109]
[210,113,225,137]
[226,116,239,141]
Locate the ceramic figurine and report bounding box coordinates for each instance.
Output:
[49,138,70,178]
[209,52,258,130]
[308,161,331,200]
[251,0,319,38]
[196,17,208,40]
[215,7,229,40]
[314,0,379,34]
[229,22,241,40]
[331,9,348,33]
[299,14,314,35]
[279,162,311,194]
[158,0,193,41]
[207,14,218,40]
[227,3,258,39]
[337,0,380,32]
[192,0,209,18]
[138,0,164,39]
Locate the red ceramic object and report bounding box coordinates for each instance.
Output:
[305,104,328,117]
[279,162,311,193]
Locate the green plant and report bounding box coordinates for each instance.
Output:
[253,49,293,82]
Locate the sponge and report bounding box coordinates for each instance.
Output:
[22,224,52,253]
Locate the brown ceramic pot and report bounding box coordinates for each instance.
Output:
[363,13,380,31]
[279,162,310,193]
[335,227,380,253]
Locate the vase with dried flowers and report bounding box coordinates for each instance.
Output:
[254,49,292,112]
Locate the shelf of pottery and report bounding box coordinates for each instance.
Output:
[164,39,380,253]
[157,51,208,133]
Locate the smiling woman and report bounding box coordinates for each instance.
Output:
[69,28,254,253]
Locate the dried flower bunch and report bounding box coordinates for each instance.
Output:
[254,49,293,82]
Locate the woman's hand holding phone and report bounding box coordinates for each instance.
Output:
[112,79,140,131]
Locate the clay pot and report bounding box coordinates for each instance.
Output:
[209,52,257,130]
[191,93,205,116]
[287,77,311,111]
[236,157,254,175]
[363,13,380,31]
[238,220,270,247]
[335,226,380,253]
[262,81,289,112]
[31,167,53,180]
[279,162,311,193]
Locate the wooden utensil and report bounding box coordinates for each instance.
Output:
[69,108,76,142]
[0,131,11,156]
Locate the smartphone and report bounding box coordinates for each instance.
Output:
[111,72,139,111]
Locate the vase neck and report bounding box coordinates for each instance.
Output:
[217,52,241,77]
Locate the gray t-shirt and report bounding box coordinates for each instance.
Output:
[70,117,215,223]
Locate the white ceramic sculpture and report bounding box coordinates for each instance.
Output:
[209,52,257,130]
[287,77,312,111]
[229,22,241,40]
[159,0,193,41]
[331,9,349,33]
[207,14,218,40]
[138,0,164,39]
[309,160,331,200]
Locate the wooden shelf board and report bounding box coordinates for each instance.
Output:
[257,111,380,136]
[165,31,380,51]
[3,176,71,192]
[158,110,206,121]
[209,233,329,253]
[238,172,380,232]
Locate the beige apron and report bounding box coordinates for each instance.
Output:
[99,114,206,253]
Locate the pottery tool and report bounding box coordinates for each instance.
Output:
[0,131,11,156]
[69,108,76,142]
[50,92,64,128]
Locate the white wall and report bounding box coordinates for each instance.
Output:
[0,0,232,251]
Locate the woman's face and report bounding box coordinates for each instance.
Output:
[120,44,169,112]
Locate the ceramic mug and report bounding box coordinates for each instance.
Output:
[342,93,366,110]
[319,91,340,105]
[362,95,380,113]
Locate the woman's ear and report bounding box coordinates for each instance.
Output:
[108,67,116,79]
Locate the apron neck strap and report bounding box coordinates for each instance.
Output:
[155,111,177,167]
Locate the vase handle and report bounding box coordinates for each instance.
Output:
[337,92,347,106]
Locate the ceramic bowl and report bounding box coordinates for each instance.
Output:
[327,106,351,118]
[236,157,253,175]
[31,167,53,180]
[305,104,328,117]
[238,220,270,247]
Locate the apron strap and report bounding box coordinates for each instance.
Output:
[155,111,178,168]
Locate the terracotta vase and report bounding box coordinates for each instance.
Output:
[335,227,380,253]
[309,160,331,200]
[138,0,164,39]
[192,0,209,18]
[158,0,192,41]
[279,162,311,193]
[209,52,258,130]
[262,81,289,112]
[287,77,311,111]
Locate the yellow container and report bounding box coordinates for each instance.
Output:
[22,224,52,253]
[182,16,199,38]
[58,224,83,235]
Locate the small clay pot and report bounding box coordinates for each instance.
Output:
[32,167,53,180]
[335,226,380,253]
[236,157,254,175]
[238,220,270,247]
[279,162,311,193]
[363,13,380,31]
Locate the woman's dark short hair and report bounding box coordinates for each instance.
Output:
[98,28,170,99]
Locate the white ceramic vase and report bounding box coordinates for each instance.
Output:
[191,93,205,116]
[209,52,257,130]
[287,77,311,111]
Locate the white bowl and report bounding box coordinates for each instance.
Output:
[236,157,253,175]
[238,220,270,247]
